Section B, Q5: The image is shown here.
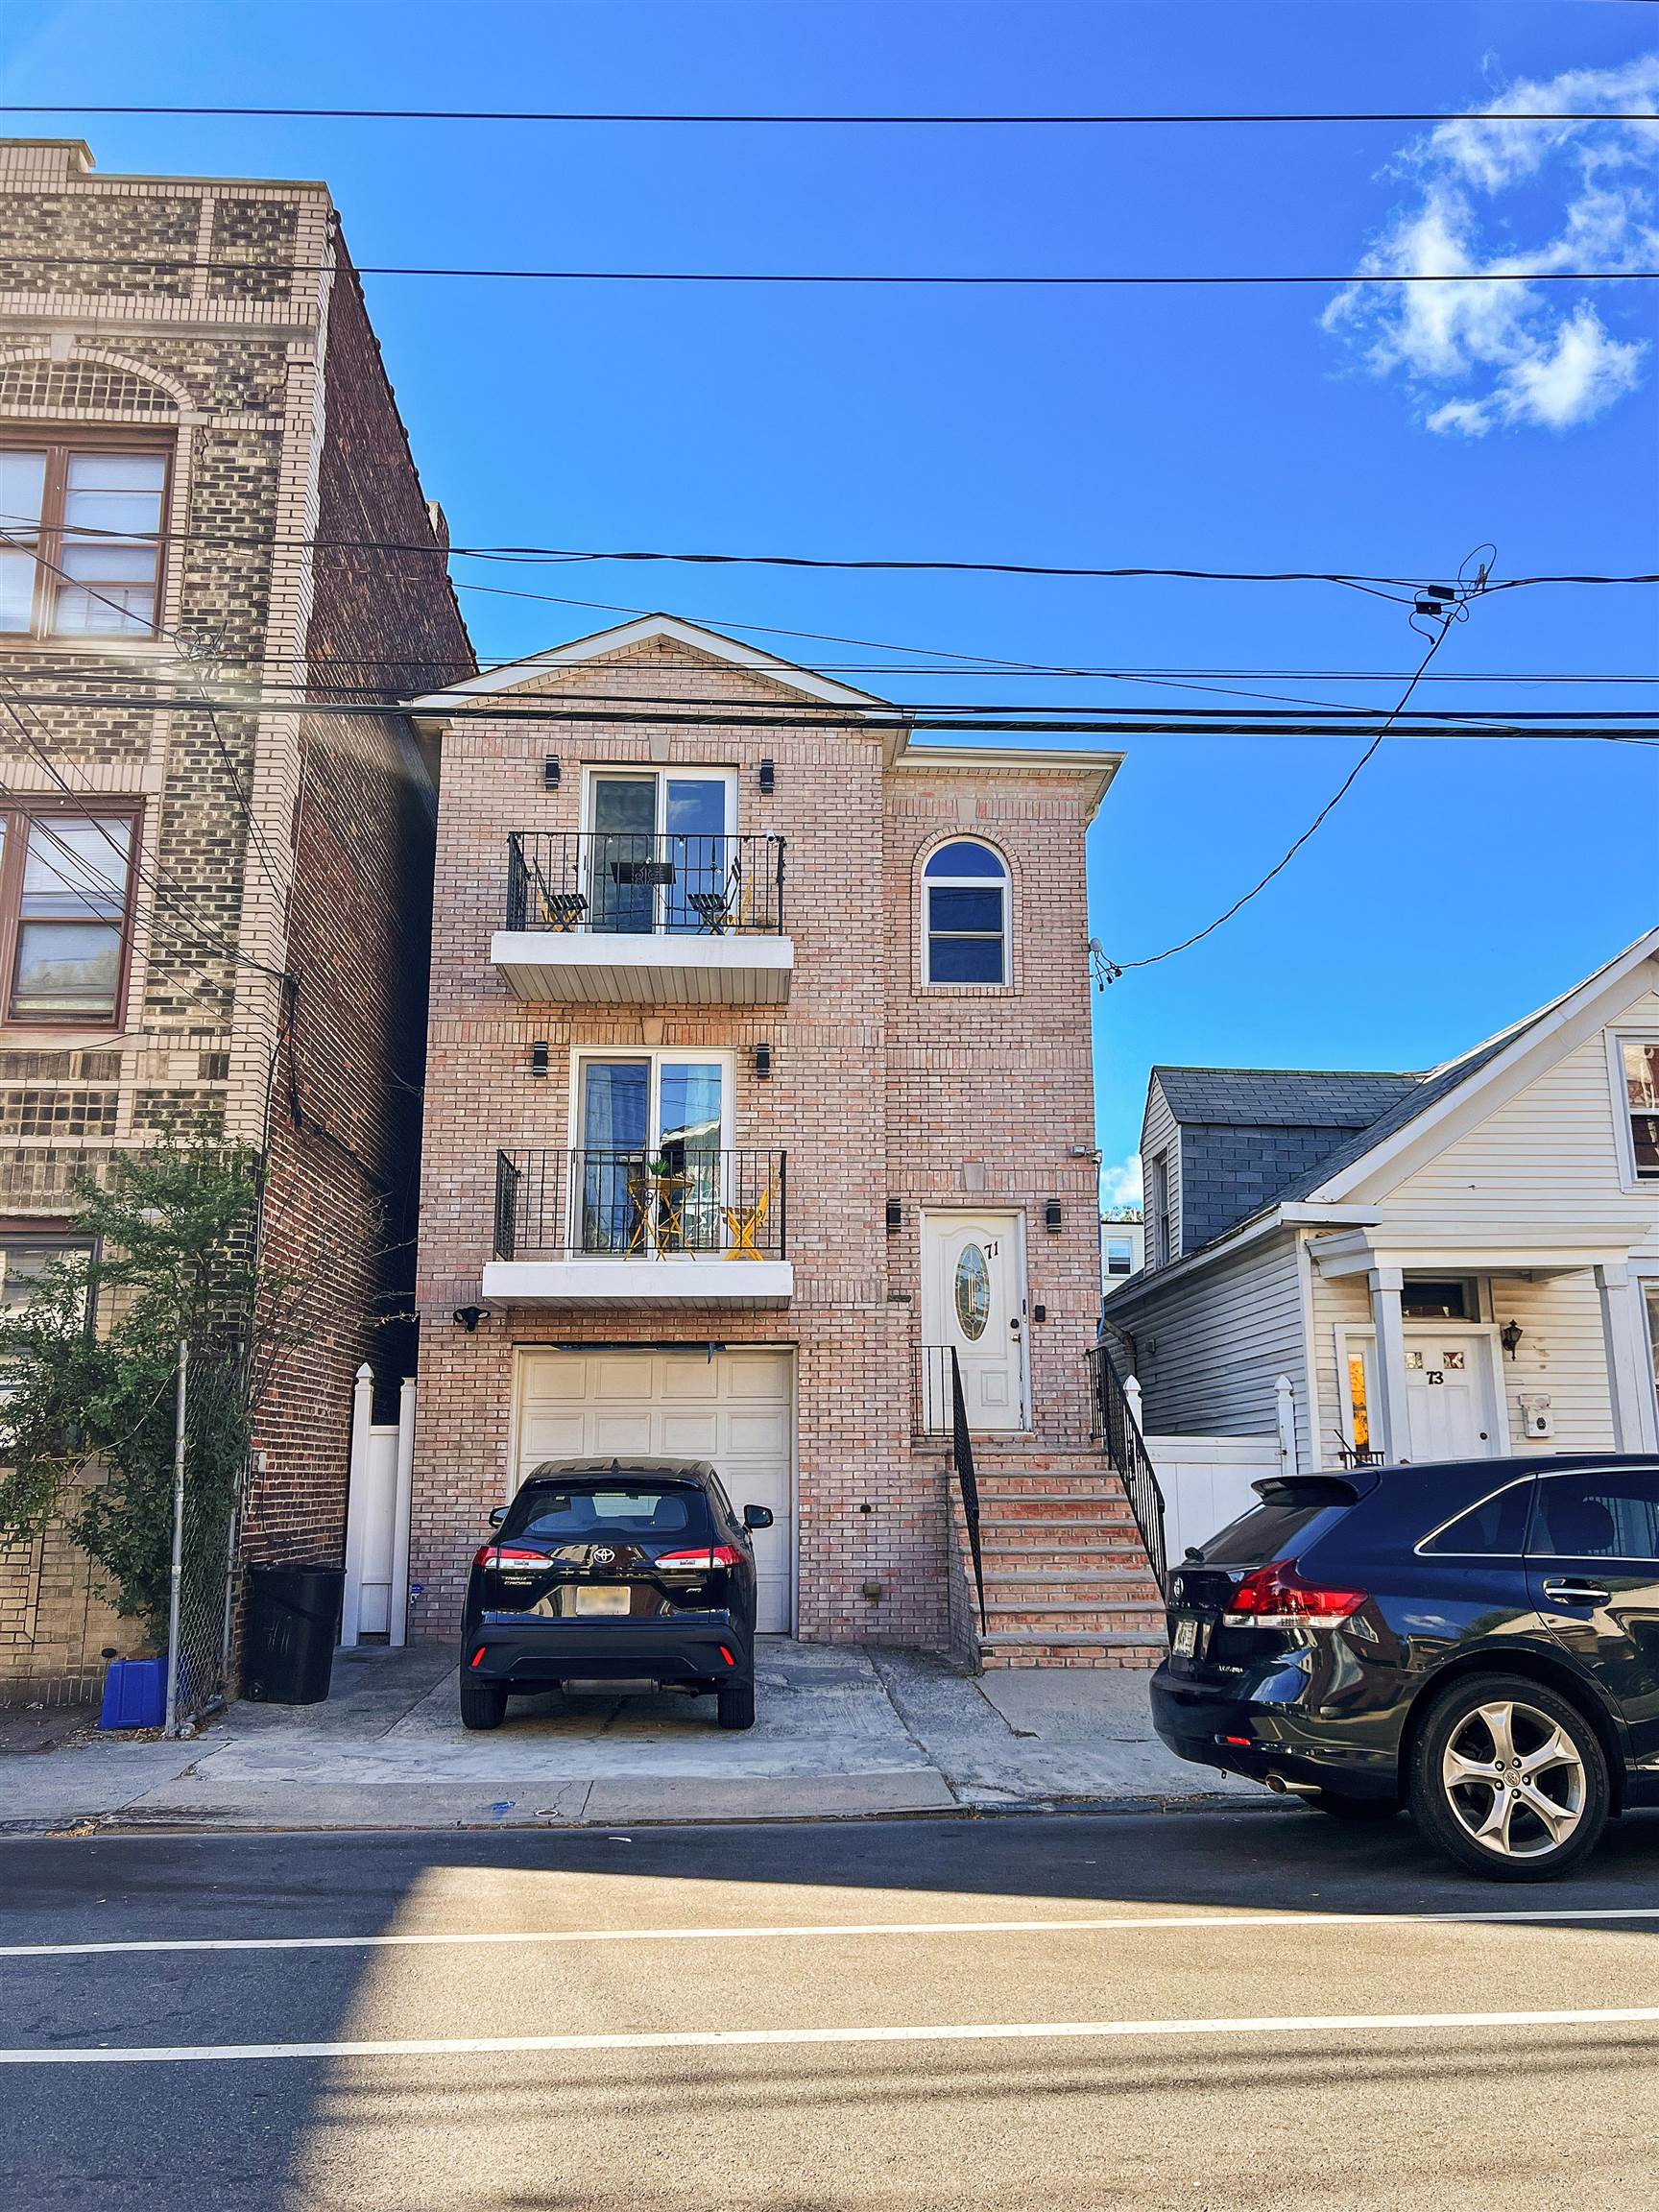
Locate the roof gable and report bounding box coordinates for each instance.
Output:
[407,613,890,713]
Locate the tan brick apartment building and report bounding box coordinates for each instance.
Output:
[408,616,1165,1663]
[0,139,471,1699]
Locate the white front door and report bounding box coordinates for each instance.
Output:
[514,1347,795,1631]
[923,1212,1026,1432]
[1403,1332,1500,1459]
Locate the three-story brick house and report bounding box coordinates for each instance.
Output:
[408,615,1165,1662]
[0,138,471,1700]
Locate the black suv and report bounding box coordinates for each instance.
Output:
[1151,1454,1659,1880]
[459,1458,773,1733]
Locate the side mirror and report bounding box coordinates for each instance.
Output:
[743,1504,774,1531]
[489,1505,507,1527]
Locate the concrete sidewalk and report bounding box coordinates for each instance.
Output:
[0,1640,1253,1832]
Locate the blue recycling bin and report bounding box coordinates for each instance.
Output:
[98,1655,167,1730]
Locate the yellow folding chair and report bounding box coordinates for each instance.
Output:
[722,1177,775,1261]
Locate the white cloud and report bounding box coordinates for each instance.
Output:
[1099,1151,1142,1207]
[1325,56,1658,435]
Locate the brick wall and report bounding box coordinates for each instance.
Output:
[410,633,1109,1652]
[0,141,469,1695]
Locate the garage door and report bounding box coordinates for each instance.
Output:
[515,1347,795,1633]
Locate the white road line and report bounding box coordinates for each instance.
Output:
[5,1906,1659,1960]
[6,2006,1659,2066]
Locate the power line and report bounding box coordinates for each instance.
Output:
[1,514,1650,589]
[16,253,1658,288]
[6,103,1656,125]
[1095,578,1479,979]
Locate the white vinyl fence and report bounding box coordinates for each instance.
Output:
[340,1365,416,1647]
[1126,1373,1297,1567]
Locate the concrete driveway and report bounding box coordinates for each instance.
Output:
[0,1641,1252,1832]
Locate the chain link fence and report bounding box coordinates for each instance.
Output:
[163,1344,247,1736]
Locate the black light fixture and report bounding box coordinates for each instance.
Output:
[530,1040,549,1077]
[1045,1201,1063,1233]
[543,755,561,790]
[885,1198,902,1235]
[1500,1318,1524,1360]
[758,757,776,795]
[755,1043,772,1079]
[453,1305,487,1334]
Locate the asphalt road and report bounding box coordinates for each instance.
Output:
[4,1806,1659,2210]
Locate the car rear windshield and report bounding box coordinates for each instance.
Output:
[1194,1483,1355,1570]
[504,1482,713,1545]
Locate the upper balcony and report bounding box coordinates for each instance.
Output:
[493,832,793,1006]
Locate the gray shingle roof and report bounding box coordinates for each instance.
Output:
[1152,1067,1421,1130]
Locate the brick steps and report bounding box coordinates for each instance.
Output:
[950,1452,1166,1671]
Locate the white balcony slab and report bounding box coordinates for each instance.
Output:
[482,1259,794,1308]
[492,931,793,1006]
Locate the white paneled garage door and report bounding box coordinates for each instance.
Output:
[514,1347,795,1633]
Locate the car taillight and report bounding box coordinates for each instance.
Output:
[654,1545,743,1570]
[1223,1560,1368,1628]
[471,1544,549,1570]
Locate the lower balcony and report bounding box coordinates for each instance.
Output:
[482,1147,793,1307]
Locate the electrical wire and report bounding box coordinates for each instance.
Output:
[1094,578,1484,981]
[16,253,1659,288]
[6,103,1655,125]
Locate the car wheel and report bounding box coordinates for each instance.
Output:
[716,1680,757,1731]
[1409,1672,1608,1882]
[459,1675,509,1731]
[1309,1791,1403,1821]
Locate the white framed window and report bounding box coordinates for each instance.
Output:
[568,1048,734,1256]
[922,839,1008,986]
[581,768,736,936]
[1609,1033,1659,1189]
[1105,1236,1135,1278]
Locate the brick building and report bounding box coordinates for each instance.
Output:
[408,616,1164,1665]
[0,139,472,1701]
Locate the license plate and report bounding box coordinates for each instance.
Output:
[575,1585,632,1617]
[1172,1614,1199,1658]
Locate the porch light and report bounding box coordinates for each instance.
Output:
[885,1198,902,1234]
[530,1040,549,1077]
[1500,1318,1524,1360]
[755,1043,772,1079]
[758,757,775,794]
[543,756,561,790]
[1045,1201,1063,1232]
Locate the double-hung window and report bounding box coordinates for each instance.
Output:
[0,805,138,1025]
[1620,1041,1659,1183]
[923,840,1009,985]
[0,437,170,639]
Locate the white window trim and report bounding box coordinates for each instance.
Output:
[579,765,737,840]
[1605,1028,1659,1194]
[565,1046,736,1157]
[920,837,1010,989]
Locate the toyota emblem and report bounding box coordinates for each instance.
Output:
[591,1546,616,1566]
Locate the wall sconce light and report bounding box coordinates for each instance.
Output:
[530,1040,549,1077]
[758,757,776,795]
[755,1043,772,1079]
[543,756,561,790]
[1500,1318,1524,1360]
[452,1305,487,1334]
[1045,1201,1063,1233]
[885,1198,902,1235]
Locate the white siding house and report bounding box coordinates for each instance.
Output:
[1104,931,1659,1510]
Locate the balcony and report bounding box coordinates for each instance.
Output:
[482,1147,793,1306]
[493,832,793,1006]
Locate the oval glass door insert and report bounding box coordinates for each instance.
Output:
[954,1243,991,1340]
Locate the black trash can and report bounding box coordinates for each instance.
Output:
[242,1563,345,1704]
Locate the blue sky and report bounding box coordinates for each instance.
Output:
[6,0,1656,1182]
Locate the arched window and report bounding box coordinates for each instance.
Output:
[923,840,1009,985]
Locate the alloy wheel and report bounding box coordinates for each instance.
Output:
[1440,1697,1587,1862]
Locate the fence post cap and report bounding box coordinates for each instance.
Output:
[355,1362,373,1382]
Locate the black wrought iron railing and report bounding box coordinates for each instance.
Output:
[506,832,787,938]
[912,1344,954,1438]
[1088,1340,1168,1597]
[915,1343,986,1632]
[493,1147,787,1262]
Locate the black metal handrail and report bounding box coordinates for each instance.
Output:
[912,1344,954,1438]
[506,831,786,937]
[493,1147,787,1262]
[949,1347,987,1633]
[1088,1340,1168,1597]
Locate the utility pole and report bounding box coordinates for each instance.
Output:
[163,1338,188,1738]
